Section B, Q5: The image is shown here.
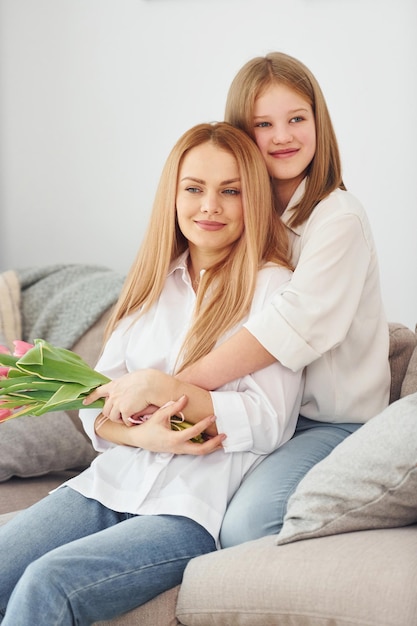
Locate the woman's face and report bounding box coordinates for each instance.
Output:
[253,83,316,191]
[176,142,244,262]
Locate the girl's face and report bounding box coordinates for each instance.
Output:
[253,83,316,192]
[176,142,244,262]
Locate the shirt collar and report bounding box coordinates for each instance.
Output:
[167,250,190,277]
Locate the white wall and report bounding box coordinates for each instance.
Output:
[0,0,416,328]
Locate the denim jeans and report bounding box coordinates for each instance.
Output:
[0,487,215,625]
[220,416,361,548]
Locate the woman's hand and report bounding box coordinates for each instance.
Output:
[84,368,216,434]
[95,395,226,455]
[84,369,159,426]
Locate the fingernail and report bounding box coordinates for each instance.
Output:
[160,401,176,409]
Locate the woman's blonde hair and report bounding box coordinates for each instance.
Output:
[106,122,291,371]
[225,51,345,227]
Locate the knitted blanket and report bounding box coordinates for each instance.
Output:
[0,264,125,350]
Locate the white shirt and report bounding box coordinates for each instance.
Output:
[245,180,390,423]
[64,253,303,544]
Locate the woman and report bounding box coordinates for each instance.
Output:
[0,122,302,625]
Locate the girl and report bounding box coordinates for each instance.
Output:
[88,52,391,549]
[0,122,303,625]
[184,52,391,547]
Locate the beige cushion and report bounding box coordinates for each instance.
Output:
[95,587,180,626]
[275,393,417,545]
[177,529,417,625]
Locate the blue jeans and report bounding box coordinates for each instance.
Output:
[220,416,361,548]
[0,487,215,625]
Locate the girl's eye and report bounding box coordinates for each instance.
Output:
[254,121,271,128]
[290,116,304,123]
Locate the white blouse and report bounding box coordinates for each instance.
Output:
[63,253,303,544]
[245,180,391,423]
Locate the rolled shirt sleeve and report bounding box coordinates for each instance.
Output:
[211,360,303,455]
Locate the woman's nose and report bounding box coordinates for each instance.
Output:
[201,192,221,214]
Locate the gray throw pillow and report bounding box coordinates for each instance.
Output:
[276,393,417,545]
[0,411,97,482]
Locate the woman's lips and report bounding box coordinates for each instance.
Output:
[194,221,226,231]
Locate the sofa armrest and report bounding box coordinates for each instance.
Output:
[388,322,417,403]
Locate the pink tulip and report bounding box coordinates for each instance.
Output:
[0,409,13,422]
[0,367,9,378]
[0,345,11,355]
[12,340,34,357]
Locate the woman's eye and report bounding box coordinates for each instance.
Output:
[223,188,240,196]
[185,187,201,194]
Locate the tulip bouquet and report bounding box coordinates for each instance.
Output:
[0,339,203,442]
[0,339,109,422]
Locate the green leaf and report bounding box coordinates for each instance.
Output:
[16,339,110,387]
[0,377,62,393]
[170,418,205,444]
[0,353,19,367]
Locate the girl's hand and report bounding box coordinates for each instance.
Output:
[95,395,226,455]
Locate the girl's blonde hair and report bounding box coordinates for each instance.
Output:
[106,122,291,372]
[225,51,345,227]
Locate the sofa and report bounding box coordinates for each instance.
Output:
[1,266,417,625]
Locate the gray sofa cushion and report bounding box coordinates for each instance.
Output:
[0,471,78,516]
[276,393,417,545]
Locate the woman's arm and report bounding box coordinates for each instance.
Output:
[93,395,226,455]
[176,327,276,390]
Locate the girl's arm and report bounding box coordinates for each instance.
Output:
[179,208,375,390]
[90,356,302,457]
[176,327,276,390]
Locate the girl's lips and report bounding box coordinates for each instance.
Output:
[270,148,299,159]
[194,221,226,231]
